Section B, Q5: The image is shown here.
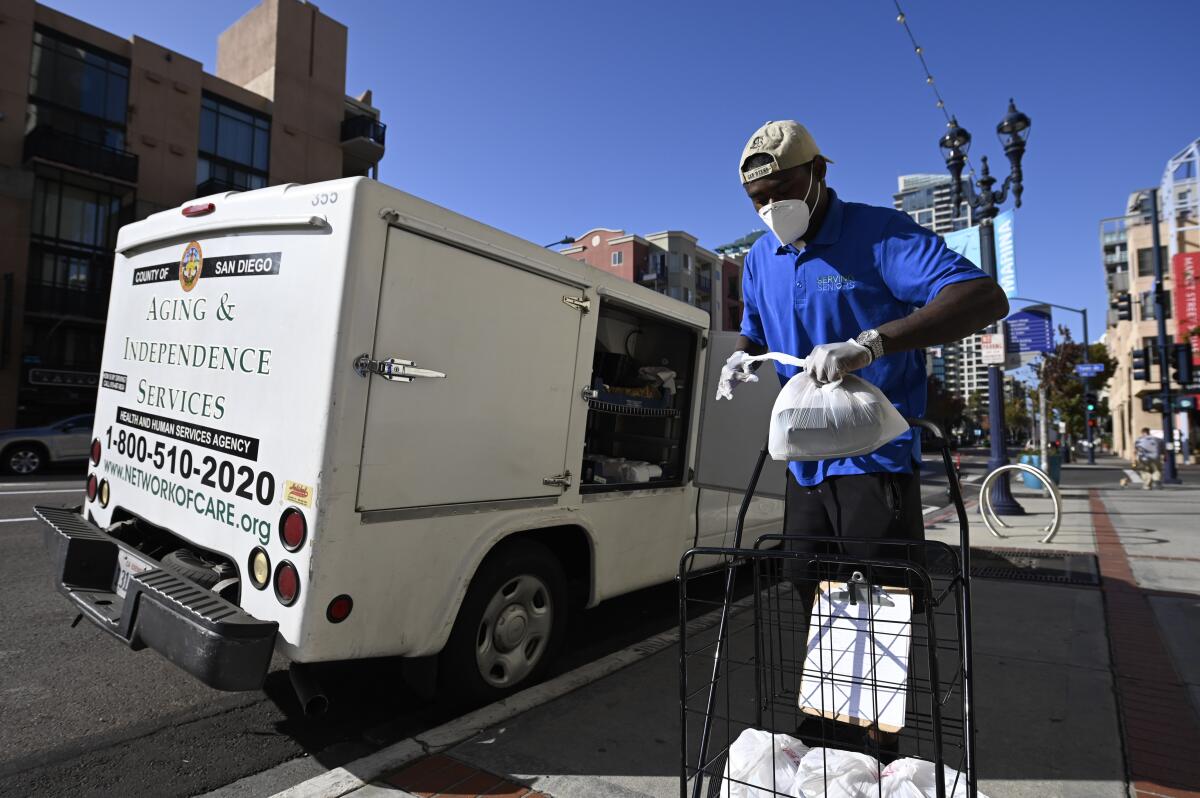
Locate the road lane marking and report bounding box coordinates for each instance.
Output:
[960,474,981,483]
[922,505,941,515]
[0,488,81,496]
[0,481,76,488]
[0,517,36,524]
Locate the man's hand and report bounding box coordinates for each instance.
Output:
[807,339,872,384]
[716,350,759,400]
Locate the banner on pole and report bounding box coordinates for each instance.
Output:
[943,209,1017,298]
[1173,252,1200,365]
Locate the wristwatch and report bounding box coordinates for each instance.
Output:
[855,329,885,363]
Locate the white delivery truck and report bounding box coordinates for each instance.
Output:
[38,177,786,707]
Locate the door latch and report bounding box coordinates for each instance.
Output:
[543,471,573,489]
[562,295,591,314]
[354,354,447,383]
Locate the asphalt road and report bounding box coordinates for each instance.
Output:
[0,454,1075,798]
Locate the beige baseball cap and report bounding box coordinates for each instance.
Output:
[739,120,832,184]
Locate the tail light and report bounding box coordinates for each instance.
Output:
[279,508,307,551]
[90,438,101,466]
[86,474,98,501]
[98,479,110,508]
[274,560,300,606]
[326,594,353,623]
[248,548,271,590]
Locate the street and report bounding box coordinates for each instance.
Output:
[0,453,982,797]
[0,454,1136,798]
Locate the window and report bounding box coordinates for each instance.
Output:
[916,208,934,226]
[611,251,623,267]
[1136,246,1168,277]
[27,27,129,150]
[197,94,270,191]
[684,255,693,274]
[1139,290,1171,321]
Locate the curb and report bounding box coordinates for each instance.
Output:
[267,579,757,798]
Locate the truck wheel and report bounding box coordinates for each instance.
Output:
[3,443,46,476]
[440,539,567,704]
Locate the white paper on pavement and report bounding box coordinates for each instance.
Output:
[798,580,912,733]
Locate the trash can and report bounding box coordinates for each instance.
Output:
[1019,453,1061,486]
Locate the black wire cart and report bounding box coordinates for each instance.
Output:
[679,420,978,797]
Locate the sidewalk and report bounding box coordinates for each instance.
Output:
[271,481,1200,798]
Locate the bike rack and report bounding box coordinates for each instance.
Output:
[978,463,1062,544]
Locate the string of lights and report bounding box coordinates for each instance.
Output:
[892,0,976,179]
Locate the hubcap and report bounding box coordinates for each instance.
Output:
[475,574,552,688]
[10,450,40,475]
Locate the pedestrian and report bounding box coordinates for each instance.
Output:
[716,120,1009,753]
[1134,427,1165,489]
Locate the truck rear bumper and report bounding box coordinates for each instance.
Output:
[36,505,278,691]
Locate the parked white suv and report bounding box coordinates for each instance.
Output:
[0,414,94,475]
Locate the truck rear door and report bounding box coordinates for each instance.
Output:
[357,227,584,511]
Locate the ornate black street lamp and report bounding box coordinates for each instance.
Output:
[940,99,1031,515]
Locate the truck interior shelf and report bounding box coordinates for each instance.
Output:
[586,400,680,418]
[581,301,695,494]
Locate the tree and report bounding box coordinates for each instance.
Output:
[925,376,964,435]
[1036,325,1118,439]
[1005,392,1031,444]
[965,390,989,431]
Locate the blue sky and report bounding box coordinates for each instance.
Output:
[45,0,1200,346]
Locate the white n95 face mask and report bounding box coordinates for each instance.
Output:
[757,171,822,247]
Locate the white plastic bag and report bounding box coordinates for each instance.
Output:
[793,748,881,798]
[720,728,810,797]
[879,758,983,798]
[742,353,909,462]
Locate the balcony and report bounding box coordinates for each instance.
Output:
[23,126,138,184]
[1108,270,1130,293]
[341,115,386,170]
[25,281,109,320]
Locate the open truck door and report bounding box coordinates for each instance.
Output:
[695,331,787,546]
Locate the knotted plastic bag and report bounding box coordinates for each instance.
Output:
[743,352,909,462]
[720,728,810,797]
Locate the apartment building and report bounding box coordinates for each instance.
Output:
[1103,139,1200,458]
[562,228,742,331]
[0,0,385,426]
[893,173,985,404]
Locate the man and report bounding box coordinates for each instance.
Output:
[1134,427,1164,489]
[716,120,1008,753]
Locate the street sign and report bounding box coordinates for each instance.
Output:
[1007,305,1054,354]
[1075,363,1105,377]
[980,331,1007,366]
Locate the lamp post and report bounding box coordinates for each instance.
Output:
[940,100,1031,515]
[543,236,576,249]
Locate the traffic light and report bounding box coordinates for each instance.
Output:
[1085,392,1098,412]
[1142,394,1165,413]
[1132,347,1151,381]
[1112,292,1133,321]
[1173,342,1194,387]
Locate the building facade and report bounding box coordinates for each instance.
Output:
[0,0,384,426]
[562,228,743,331]
[1104,140,1200,459]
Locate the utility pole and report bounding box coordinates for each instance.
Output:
[1039,378,1050,496]
[1081,307,1094,464]
[1149,188,1181,484]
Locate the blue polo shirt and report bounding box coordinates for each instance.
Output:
[740,190,988,486]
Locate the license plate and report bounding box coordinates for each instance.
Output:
[114,550,154,598]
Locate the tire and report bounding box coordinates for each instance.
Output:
[2,443,46,476]
[439,539,568,705]
[161,548,223,589]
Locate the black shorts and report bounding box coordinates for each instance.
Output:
[782,469,926,587]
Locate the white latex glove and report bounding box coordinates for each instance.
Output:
[715,350,758,401]
[807,338,872,384]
